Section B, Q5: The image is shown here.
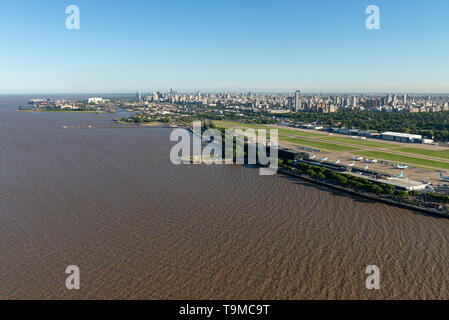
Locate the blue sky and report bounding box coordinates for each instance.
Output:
[0,0,448,93]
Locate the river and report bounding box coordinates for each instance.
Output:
[1,95,448,299]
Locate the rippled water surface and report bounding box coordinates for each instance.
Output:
[1,95,449,299]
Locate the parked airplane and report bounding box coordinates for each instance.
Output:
[352,156,364,161]
[319,156,328,161]
[440,173,449,181]
[348,162,355,167]
[333,158,341,164]
[366,159,378,163]
[395,164,409,169]
[309,154,316,159]
[363,164,369,170]
[396,171,405,178]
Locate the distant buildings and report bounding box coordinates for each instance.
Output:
[287,97,294,110]
[123,88,449,115]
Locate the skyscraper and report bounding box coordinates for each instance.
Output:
[287,97,293,110]
[295,90,301,112]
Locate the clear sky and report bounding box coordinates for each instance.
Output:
[0,0,448,94]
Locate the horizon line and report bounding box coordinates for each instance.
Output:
[2,91,449,96]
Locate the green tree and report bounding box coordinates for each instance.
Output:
[316,172,325,179]
[394,190,409,199]
[306,169,316,176]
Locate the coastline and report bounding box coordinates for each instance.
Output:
[113,119,173,127]
[17,109,114,114]
[18,112,447,218]
[276,167,449,219]
[6,101,449,299]
[181,123,449,218]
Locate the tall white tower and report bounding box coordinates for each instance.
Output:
[295,90,301,112]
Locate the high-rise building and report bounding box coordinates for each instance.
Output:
[403,94,407,105]
[336,96,341,106]
[287,97,293,110]
[295,90,301,112]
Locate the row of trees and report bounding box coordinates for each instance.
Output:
[121,115,170,123]
[422,192,449,204]
[278,159,409,199]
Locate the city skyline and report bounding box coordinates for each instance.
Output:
[1,0,449,94]
[24,90,449,115]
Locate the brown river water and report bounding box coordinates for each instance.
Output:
[1,95,449,299]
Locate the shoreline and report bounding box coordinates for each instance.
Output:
[276,167,449,219]
[17,109,114,114]
[15,111,447,218]
[182,124,448,217]
[113,119,174,127]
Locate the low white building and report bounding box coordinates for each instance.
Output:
[381,132,423,143]
[88,97,104,104]
[60,104,75,109]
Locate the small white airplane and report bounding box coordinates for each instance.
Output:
[348,162,355,167]
[395,164,409,169]
[309,154,316,159]
[440,173,449,181]
[333,158,341,164]
[319,155,328,161]
[352,156,364,161]
[366,159,378,163]
[396,171,405,178]
[363,164,369,170]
